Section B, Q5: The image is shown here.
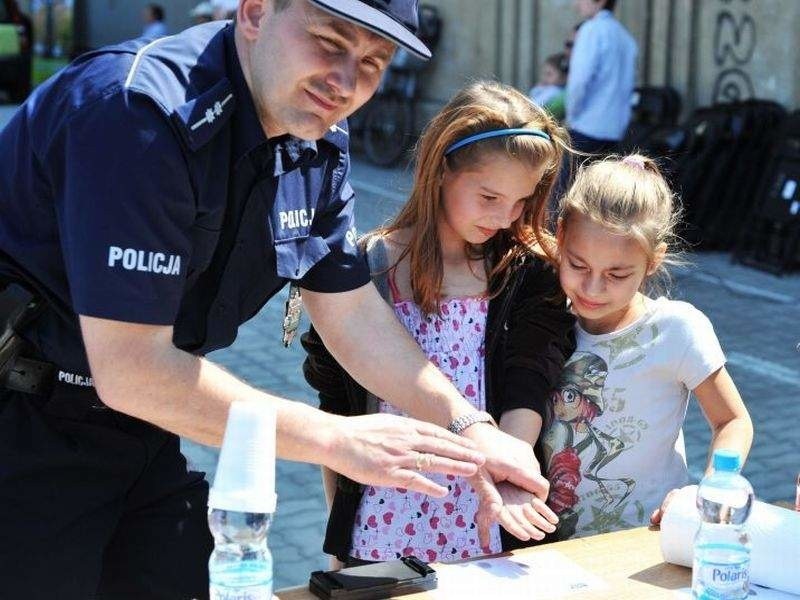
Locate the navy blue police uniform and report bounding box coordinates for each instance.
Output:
[0,21,369,599]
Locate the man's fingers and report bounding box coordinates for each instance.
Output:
[393,469,450,498]
[411,433,487,468]
[408,453,479,478]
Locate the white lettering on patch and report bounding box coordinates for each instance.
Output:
[108,246,181,276]
[58,370,95,387]
[278,209,316,230]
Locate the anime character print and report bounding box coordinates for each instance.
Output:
[543,352,635,539]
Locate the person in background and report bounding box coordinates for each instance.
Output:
[303,80,576,567]
[566,0,636,155]
[210,0,239,19]
[189,2,215,24]
[544,154,753,540]
[529,52,568,121]
[141,3,168,39]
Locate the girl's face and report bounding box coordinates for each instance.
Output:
[558,215,656,334]
[439,153,545,247]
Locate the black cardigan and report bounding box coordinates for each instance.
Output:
[300,244,576,561]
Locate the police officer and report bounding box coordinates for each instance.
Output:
[0,1,550,597]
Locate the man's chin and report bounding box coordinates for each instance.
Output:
[286,113,343,141]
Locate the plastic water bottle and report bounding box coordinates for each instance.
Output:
[692,449,753,600]
[208,509,273,599]
[208,401,277,600]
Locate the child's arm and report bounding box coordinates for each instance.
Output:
[497,409,558,540]
[650,366,753,525]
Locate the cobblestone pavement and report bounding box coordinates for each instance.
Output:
[183,156,800,589]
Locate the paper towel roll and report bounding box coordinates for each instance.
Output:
[660,485,800,594]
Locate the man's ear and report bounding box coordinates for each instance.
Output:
[237,0,268,42]
[648,242,667,275]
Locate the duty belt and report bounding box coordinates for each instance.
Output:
[0,281,95,399]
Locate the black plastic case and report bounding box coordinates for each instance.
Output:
[308,556,437,600]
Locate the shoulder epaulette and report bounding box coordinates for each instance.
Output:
[172,78,235,151]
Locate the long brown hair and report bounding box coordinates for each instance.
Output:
[377,80,568,314]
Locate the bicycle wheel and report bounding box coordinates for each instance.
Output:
[363,96,413,167]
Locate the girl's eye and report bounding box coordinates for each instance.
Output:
[609,273,632,281]
[481,195,497,202]
[569,261,586,270]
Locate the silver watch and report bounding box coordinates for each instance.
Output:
[447,411,496,435]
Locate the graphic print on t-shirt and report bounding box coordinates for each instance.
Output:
[543,350,644,539]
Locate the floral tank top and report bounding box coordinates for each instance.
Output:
[350,276,502,563]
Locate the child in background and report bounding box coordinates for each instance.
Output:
[529,53,568,121]
[302,81,576,566]
[543,154,753,540]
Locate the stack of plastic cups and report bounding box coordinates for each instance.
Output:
[208,400,277,600]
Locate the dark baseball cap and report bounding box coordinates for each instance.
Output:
[308,0,431,60]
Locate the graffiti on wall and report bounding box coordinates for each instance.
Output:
[712,0,755,102]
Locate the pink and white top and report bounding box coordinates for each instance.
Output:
[350,278,502,563]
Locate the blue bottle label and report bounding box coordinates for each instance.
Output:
[693,557,749,599]
[210,583,271,600]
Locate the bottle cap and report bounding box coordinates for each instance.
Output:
[208,400,277,513]
[712,449,741,473]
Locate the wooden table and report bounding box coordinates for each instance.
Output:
[275,526,692,599]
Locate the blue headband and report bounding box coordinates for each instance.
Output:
[444,128,552,156]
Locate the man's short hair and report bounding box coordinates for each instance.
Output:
[602,0,618,11]
[149,3,165,21]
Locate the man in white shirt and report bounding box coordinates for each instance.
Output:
[141,4,168,40]
[567,0,637,154]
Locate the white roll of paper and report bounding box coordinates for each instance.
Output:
[660,485,800,594]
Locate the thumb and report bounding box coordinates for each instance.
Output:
[470,469,503,547]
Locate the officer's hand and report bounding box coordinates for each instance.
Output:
[326,414,485,497]
[463,423,550,499]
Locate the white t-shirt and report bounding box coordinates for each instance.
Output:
[542,297,725,540]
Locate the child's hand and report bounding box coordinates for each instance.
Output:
[650,488,680,525]
[496,481,559,541]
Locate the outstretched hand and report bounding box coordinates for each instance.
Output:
[326,413,485,497]
[463,424,553,545]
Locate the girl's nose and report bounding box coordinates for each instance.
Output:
[583,274,605,296]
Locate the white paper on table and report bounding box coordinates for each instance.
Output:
[429,549,608,599]
[673,584,800,599]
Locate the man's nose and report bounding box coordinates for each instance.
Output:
[326,57,358,100]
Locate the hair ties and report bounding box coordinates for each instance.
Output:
[622,155,647,170]
[445,128,551,156]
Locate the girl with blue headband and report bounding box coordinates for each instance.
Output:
[303,80,576,567]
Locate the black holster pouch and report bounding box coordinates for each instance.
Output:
[0,281,52,395]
